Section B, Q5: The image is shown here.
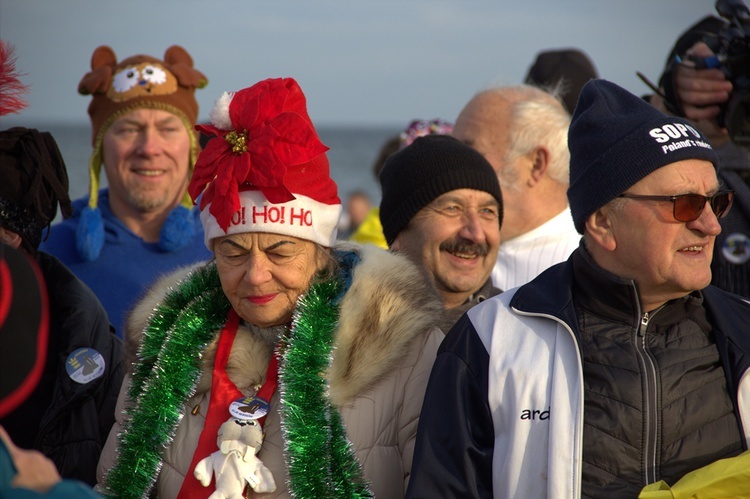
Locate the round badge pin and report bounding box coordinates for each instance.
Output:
[722,232,750,265]
[230,395,270,421]
[65,347,105,384]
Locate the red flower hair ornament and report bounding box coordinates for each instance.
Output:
[189,78,329,232]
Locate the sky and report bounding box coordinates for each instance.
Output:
[0,0,718,128]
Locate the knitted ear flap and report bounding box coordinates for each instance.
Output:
[75,46,113,262]
[76,205,104,261]
[75,151,104,261]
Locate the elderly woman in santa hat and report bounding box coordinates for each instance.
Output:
[97,78,444,499]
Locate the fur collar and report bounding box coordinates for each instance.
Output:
[125,242,442,406]
[328,242,442,404]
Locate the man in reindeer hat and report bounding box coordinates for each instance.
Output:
[41,45,212,338]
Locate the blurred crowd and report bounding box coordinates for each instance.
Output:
[3,6,750,497]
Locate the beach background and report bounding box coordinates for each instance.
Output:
[28,122,394,226]
[2,1,715,130]
[34,122,394,212]
[0,0,720,220]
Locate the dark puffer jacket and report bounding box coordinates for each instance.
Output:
[407,246,750,498]
[0,252,123,486]
[571,248,744,497]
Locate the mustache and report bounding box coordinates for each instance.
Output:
[439,238,490,257]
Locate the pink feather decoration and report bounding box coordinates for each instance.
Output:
[0,41,29,116]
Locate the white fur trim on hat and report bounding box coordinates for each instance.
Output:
[208,91,234,130]
[201,190,343,250]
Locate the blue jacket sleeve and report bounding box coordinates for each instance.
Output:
[1,440,102,498]
[406,313,495,499]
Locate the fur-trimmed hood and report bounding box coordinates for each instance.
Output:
[125,241,443,406]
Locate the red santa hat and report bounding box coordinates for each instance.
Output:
[189,78,341,249]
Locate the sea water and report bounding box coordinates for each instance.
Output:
[36,122,396,219]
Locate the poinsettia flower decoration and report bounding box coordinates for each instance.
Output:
[189,78,329,232]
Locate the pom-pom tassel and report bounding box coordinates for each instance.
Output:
[159,205,195,252]
[76,206,104,261]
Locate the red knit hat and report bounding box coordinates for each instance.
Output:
[0,244,48,418]
[190,78,342,248]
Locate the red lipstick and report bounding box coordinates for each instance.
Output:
[247,294,277,305]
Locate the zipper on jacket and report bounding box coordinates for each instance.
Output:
[511,306,585,498]
[635,304,663,487]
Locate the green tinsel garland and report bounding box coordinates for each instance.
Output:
[280,278,372,498]
[102,263,230,499]
[101,260,371,498]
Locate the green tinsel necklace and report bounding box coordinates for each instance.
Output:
[101,261,371,498]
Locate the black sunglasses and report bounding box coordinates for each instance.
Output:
[618,190,734,222]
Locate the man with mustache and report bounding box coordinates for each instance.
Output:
[407,80,750,498]
[452,85,581,292]
[379,134,503,331]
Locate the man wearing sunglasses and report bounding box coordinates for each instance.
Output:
[407,79,750,498]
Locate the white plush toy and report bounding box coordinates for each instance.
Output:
[194,418,276,498]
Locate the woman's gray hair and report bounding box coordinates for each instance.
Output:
[313,244,340,284]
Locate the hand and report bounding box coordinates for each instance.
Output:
[674,42,733,121]
[0,425,61,493]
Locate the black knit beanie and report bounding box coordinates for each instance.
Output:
[379,134,503,246]
[567,79,719,234]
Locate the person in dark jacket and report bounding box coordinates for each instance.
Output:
[0,243,101,498]
[0,127,124,486]
[407,80,750,498]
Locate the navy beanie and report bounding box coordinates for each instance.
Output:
[379,134,503,246]
[567,79,720,234]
